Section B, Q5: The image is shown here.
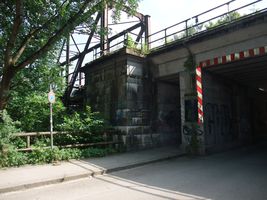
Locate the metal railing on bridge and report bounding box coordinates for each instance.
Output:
[148,0,267,50]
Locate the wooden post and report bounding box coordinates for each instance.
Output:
[27,136,30,148]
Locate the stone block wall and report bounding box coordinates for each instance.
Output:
[83,50,158,150]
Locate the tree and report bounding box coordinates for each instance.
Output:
[6,49,66,131]
[0,0,140,110]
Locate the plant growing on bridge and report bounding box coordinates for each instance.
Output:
[183,50,196,72]
[205,11,241,29]
[125,34,149,55]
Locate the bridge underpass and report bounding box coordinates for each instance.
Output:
[148,10,267,153]
[201,51,267,152]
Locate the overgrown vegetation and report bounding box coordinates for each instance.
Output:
[0,110,20,150]
[0,107,118,168]
[0,146,117,168]
[183,51,196,71]
[0,1,142,168]
[125,35,149,55]
[0,42,118,168]
[205,11,241,29]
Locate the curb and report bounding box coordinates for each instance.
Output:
[0,173,92,194]
[105,153,185,174]
[0,153,185,194]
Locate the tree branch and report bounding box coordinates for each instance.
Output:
[12,0,70,64]
[16,0,96,70]
[12,29,35,64]
[4,0,23,67]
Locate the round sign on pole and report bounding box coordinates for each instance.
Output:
[48,91,56,104]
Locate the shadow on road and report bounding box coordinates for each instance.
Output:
[101,142,267,200]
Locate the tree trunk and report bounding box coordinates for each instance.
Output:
[0,66,17,110]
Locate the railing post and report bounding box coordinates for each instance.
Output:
[124,32,128,47]
[100,4,109,55]
[144,15,151,50]
[164,29,167,44]
[27,136,30,148]
[185,20,188,37]
[226,2,231,22]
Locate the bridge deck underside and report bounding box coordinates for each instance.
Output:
[203,54,267,90]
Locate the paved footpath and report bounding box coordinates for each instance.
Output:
[0,146,184,194]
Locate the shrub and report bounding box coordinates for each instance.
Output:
[0,146,116,168]
[0,145,28,167]
[7,93,66,132]
[0,110,20,150]
[55,106,107,145]
[57,106,104,134]
[81,147,116,158]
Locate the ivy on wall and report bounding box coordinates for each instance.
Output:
[183,51,196,72]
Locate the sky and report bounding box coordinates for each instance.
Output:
[137,0,267,33]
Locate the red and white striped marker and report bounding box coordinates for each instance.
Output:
[200,46,267,68]
[196,66,203,124]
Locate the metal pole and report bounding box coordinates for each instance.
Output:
[144,15,151,50]
[49,85,54,149]
[50,102,53,149]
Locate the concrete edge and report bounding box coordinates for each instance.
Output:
[0,172,93,194]
[105,153,186,174]
[0,153,185,194]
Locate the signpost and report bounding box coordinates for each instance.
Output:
[48,86,56,149]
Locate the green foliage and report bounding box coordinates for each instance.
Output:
[205,11,241,29]
[7,50,66,132]
[0,0,140,110]
[54,106,106,146]
[125,35,149,55]
[183,52,196,71]
[81,147,116,158]
[125,35,136,49]
[26,146,81,164]
[0,146,28,167]
[0,105,117,168]
[57,106,104,134]
[11,51,65,96]
[0,110,20,148]
[110,0,140,23]
[0,146,116,168]
[0,0,140,69]
[7,93,66,132]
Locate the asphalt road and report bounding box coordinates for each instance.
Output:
[1,143,266,200]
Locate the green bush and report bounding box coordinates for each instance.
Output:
[0,110,20,149]
[7,93,66,132]
[0,146,116,168]
[55,106,107,146]
[0,104,117,168]
[0,145,28,167]
[26,146,81,164]
[57,106,104,134]
[81,147,116,158]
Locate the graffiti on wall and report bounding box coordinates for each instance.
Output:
[183,124,203,145]
[204,103,232,145]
